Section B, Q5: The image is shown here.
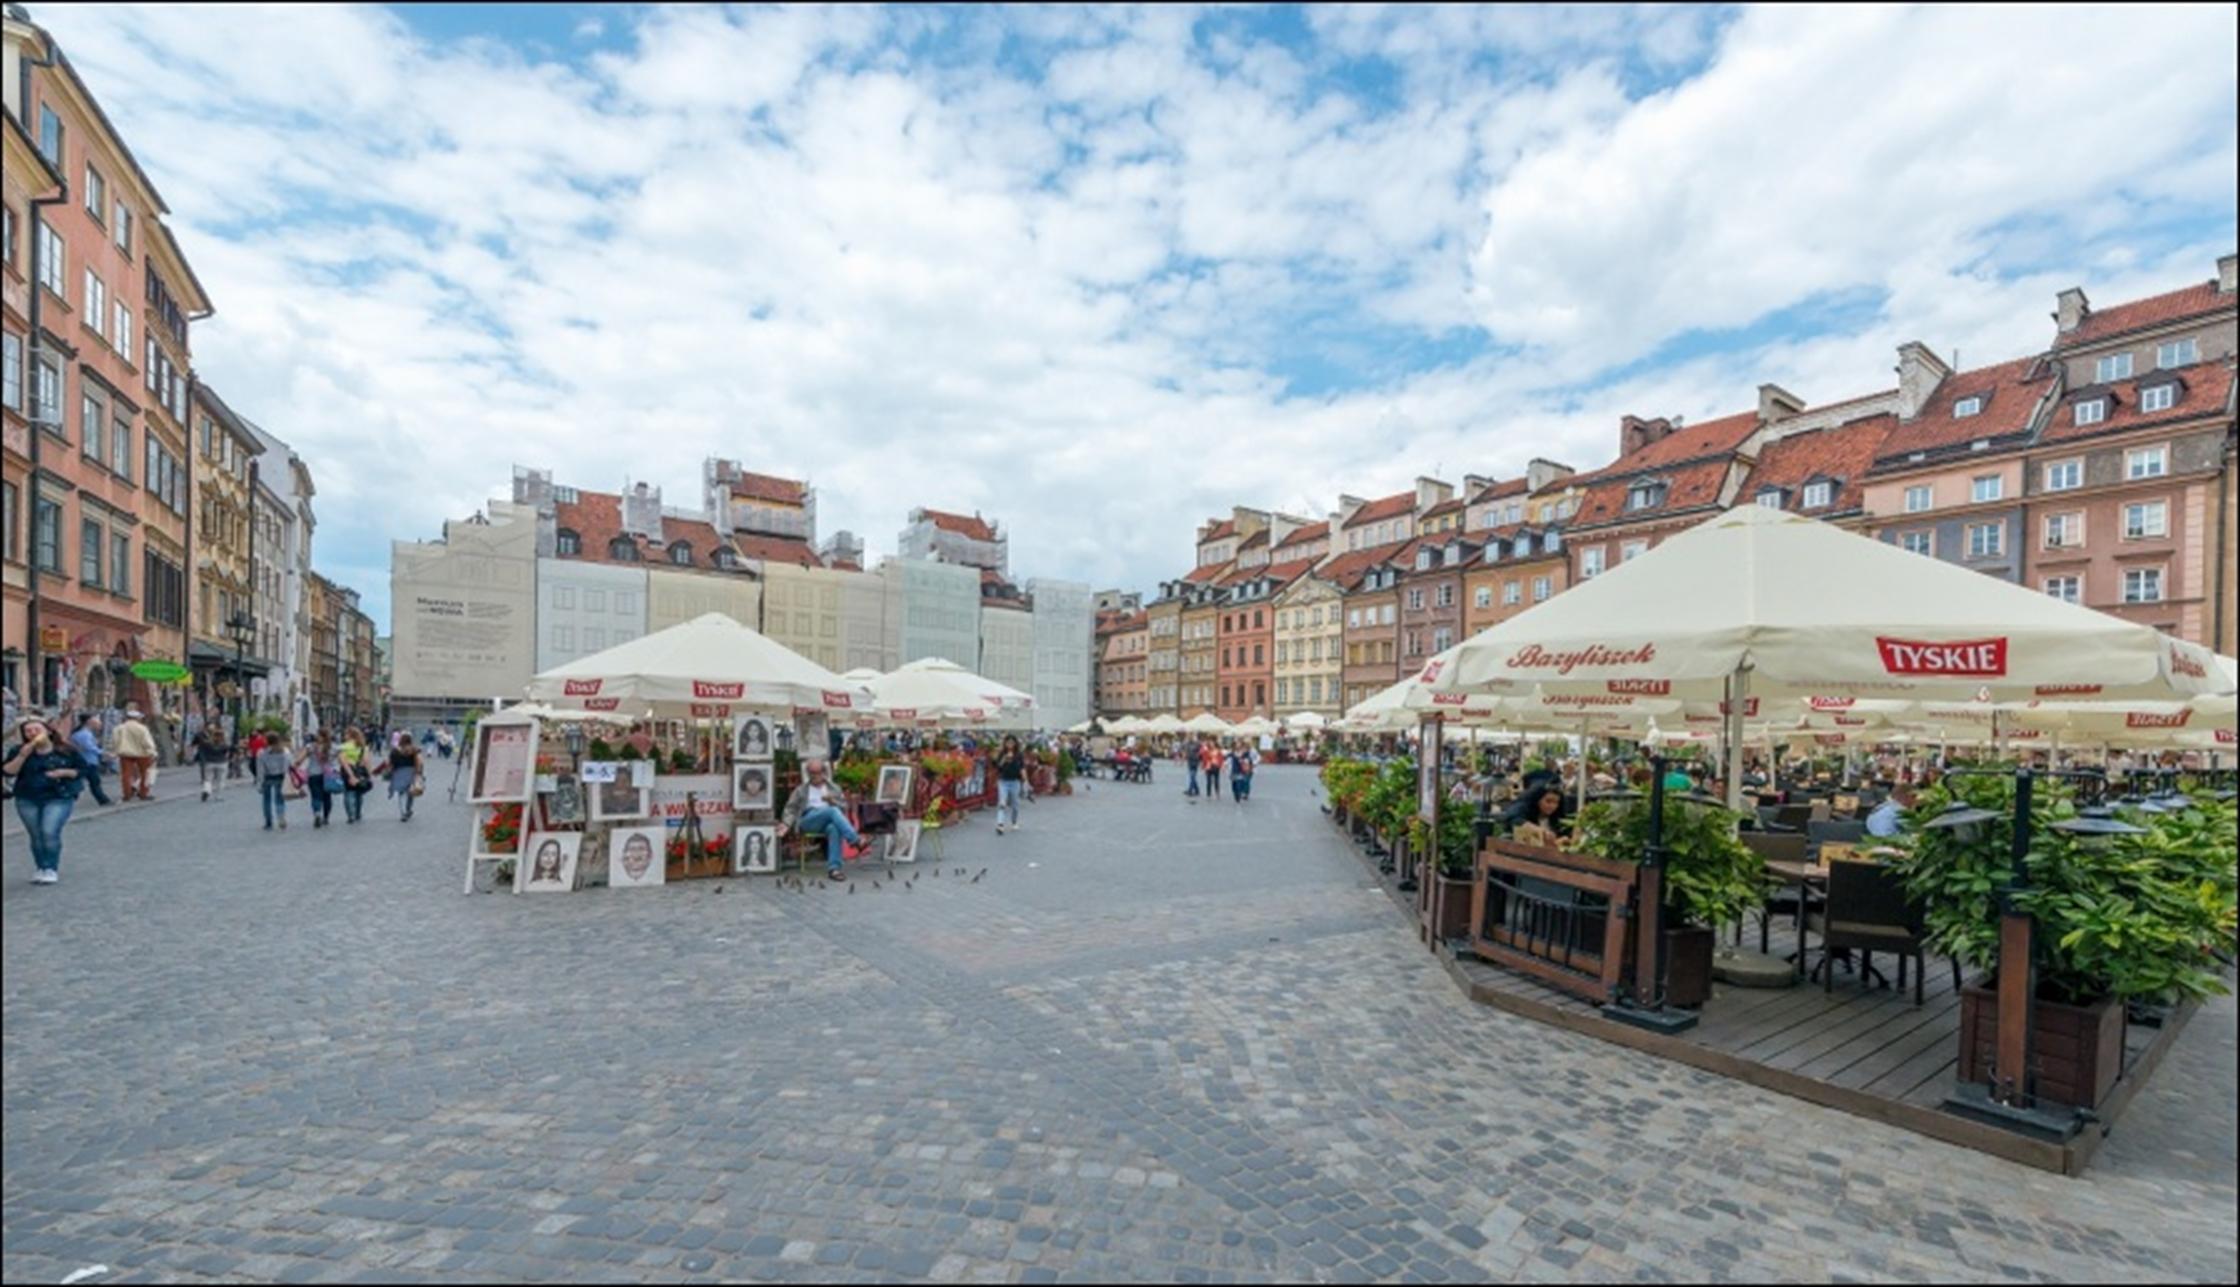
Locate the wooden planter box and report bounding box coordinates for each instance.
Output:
[1959,981,2125,1109]
[1430,873,1474,945]
[1665,925,1715,1008]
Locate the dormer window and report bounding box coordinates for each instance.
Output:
[1755,489,1783,509]
[2139,381,2178,414]
[608,537,641,561]
[2073,398,2107,427]
[1625,482,1666,512]
[1802,481,1833,509]
[1953,396,1982,418]
[713,548,738,570]
[555,528,581,557]
[668,541,694,565]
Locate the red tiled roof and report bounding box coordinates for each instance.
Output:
[1467,477,1528,503]
[733,532,821,567]
[1342,491,1415,529]
[1274,520,1329,548]
[1263,556,1319,585]
[728,470,808,504]
[553,491,626,561]
[1738,415,1895,516]
[2039,360,2238,446]
[554,490,818,570]
[2056,281,2234,350]
[1872,356,2048,464]
[1200,519,1236,541]
[1422,497,1466,520]
[1567,410,1761,488]
[921,508,999,542]
[1237,529,1270,551]
[1572,460,1736,529]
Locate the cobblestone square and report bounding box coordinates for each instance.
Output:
[4,767,2234,1283]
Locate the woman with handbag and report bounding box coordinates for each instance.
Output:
[337,726,373,824]
[296,731,344,828]
[386,732,425,822]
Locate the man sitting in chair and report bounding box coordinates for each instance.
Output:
[777,759,866,882]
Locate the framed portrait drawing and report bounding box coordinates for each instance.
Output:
[733,764,775,813]
[733,713,774,763]
[540,773,585,828]
[607,825,666,890]
[517,831,581,893]
[589,774,651,822]
[888,820,922,864]
[470,717,541,803]
[796,713,830,760]
[874,764,914,807]
[734,825,777,874]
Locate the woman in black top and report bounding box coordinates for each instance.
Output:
[994,735,1027,835]
[5,718,86,884]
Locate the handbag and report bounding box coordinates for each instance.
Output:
[323,769,346,794]
[410,776,425,797]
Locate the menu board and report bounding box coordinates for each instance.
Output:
[471,720,540,803]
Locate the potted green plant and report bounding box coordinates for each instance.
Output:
[1410,803,1481,945]
[1361,757,1415,864]
[1889,779,2236,1108]
[1319,758,1373,830]
[1574,795,1761,1007]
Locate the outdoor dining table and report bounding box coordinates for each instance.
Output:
[1763,857,1827,980]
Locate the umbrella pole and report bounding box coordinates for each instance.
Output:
[1724,666,1749,812]
[1576,717,1590,813]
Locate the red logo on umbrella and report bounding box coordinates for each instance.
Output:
[584,698,620,711]
[2125,710,2192,729]
[1875,636,2008,677]
[2034,684,2102,696]
[1808,696,1855,710]
[690,703,732,718]
[821,690,853,708]
[692,681,745,699]
[2169,646,2208,679]
[564,679,603,696]
[1607,679,1670,695]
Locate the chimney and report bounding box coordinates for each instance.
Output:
[621,481,664,541]
[2054,286,2091,335]
[1413,475,1452,514]
[1336,494,1368,526]
[1757,382,1806,425]
[1619,414,1674,458]
[1525,457,1574,493]
[2219,252,2237,294]
[1893,341,1952,421]
[1463,473,1495,498]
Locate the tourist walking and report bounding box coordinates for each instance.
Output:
[194,721,231,800]
[69,713,115,807]
[297,732,342,828]
[338,727,373,823]
[1228,740,1256,804]
[5,718,86,884]
[114,707,159,800]
[1184,737,1201,796]
[994,735,1027,834]
[1201,739,1223,799]
[386,733,424,821]
[256,731,294,830]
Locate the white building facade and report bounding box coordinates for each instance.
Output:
[1027,577,1093,731]
[535,558,647,672]
[887,557,981,668]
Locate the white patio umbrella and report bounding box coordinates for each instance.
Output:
[526,613,873,716]
[860,657,1032,727]
[1105,715,1147,734]
[1421,506,2226,805]
[1144,714,1187,734]
[1182,711,1233,735]
[1231,716,1281,737]
[1284,711,1330,730]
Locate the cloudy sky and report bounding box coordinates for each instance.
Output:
[37,3,2239,628]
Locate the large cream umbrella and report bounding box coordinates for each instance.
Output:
[1422,506,2226,806]
[1284,711,1330,731]
[892,657,1037,711]
[1144,714,1187,734]
[1106,715,1147,734]
[527,613,872,715]
[859,657,1028,728]
[1182,711,1233,735]
[1232,716,1281,737]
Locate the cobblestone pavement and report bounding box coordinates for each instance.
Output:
[4,766,2234,1284]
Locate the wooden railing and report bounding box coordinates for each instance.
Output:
[1470,840,1640,1005]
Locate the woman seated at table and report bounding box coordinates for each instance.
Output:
[1503,784,1571,846]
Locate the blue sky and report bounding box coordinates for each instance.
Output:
[30,3,2239,630]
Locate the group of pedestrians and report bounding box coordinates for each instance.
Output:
[245,727,427,830]
[1181,736,1257,804]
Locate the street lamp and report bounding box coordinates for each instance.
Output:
[225,610,255,728]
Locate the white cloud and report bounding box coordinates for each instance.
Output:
[25,3,2235,628]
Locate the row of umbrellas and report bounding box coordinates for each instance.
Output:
[512,613,1038,730]
[1073,711,1318,737]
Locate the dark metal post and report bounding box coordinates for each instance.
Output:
[1606,754,1697,1034]
[1991,769,2037,1107]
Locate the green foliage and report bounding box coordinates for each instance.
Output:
[588,737,615,761]
[1574,796,1762,931]
[830,755,880,797]
[1320,757,1375,815]
[1887,777,2236,1006]
[1361,756,1417,839]
[1410,799,1480,878]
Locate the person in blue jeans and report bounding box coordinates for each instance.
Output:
[994,736,1027,834]
[6,718,87,884]
[69,713,114,807]
[1184,737,1201,796]
[256,732,294,830]
[776,758,863,880]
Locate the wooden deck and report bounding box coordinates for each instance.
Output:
[1367,840,2190,1175]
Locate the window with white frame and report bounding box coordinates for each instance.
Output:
[2043,459,2082,492]
[113,201,132,253]
[81,391,103,463]
[1971,475,2003,503]
[2123,500,2167,539]
[35,222,64,296]
[83,268,105,330]
[2043,512,2081,549]
[1532,576,1551,601]
[0,332,18,412]
[2156,338,2199,369]
[2126,445,2167,479]
[1967,522,2003,558]
[1407,588,1424,611]
[553,585,575,610]
[113,301,130,356]
[1436,583,1454,608]
[1473,585,1491,609]
[2044,576,2080,604]
[1904,484,1933,513]
[1756,490,1782,508]
[1802,481,1833,509]
[2139,383,2177,414]
[2095,353,2133,383]
[2073,398,2106,427]
[1581,546,1605,578]
[552,625,575,652]
[1626,482,1665,511]
[2123,568,2162,603]
[1346,608,1360,628]
[1381,604,1395,624]
[1953,396,1982,417]
[84,165,105,221]
[1503,580,1521,605]
[1433,626,1452,652]
[1621,540,1647,563]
